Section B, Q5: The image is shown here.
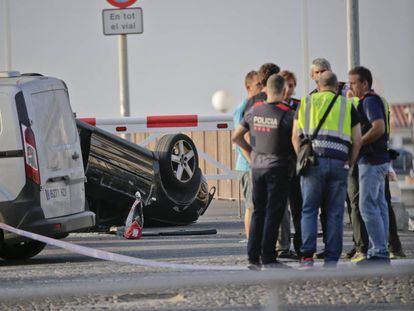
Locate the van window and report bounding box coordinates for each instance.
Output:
[31,90,77,146]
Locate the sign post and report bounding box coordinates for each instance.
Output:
[103,0,142,140]
[346,0,360,70]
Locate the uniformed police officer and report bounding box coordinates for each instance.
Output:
[277,70,302,260]
[292,71,362,268]
[232,74,295,269]
[309,58,348,260]
[348,66,392,265]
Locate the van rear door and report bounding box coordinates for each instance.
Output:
[29,86,85,218]
[0,91,26,203]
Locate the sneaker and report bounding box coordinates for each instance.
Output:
[314,250,325,259]
[344,247,356,259]
[262,260,291,270]
[389,250,406,260]
[299,257,314,269]
[278,250,299,260]
[356,256,391,267]
[350,251,367,263]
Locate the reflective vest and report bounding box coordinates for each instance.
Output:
[357,91,390,136]
[355,91,390,152]
[297,92,353,161]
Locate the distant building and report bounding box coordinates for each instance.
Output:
[390,103,414,154]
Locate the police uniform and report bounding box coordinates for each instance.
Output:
[241,101,295,265]
[278,97,303,258]
[296,91,360,264]
[242,91,267,117]
[309,82,347,258]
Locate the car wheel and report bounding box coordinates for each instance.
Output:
[155,134,199,188]
[0,240,46,260]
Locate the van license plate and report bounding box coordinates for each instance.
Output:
[45,187,68,201]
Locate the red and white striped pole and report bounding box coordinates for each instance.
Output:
[78,114,234,134]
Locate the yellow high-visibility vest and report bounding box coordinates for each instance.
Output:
[297,91,354,160]
[354,92,390,135]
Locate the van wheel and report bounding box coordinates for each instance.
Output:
[0,240,46,260]
[155,134,199,188]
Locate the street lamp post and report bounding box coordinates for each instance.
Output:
[301,0,309,95]
[346,0,360,70]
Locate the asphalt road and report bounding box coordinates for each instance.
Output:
[0,199,413,310]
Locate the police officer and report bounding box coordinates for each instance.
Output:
[276,70,302,260]
[310,58,347,96]
[309,58,348,260]
[232,74,294,269]
[348,66,392,265]
[292,71,362,268]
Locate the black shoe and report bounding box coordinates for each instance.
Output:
[247,259,262,271]
[262,260,292,269]
[356,256,391,267]
[278,250,299,260]
[314,250,325,259]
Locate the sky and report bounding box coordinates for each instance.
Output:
[0,0,413,118]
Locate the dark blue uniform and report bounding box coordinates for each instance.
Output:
[357,92,390,165]
[241,101,295,264]
[283,97,303,257]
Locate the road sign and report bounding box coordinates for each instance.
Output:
[107,0,137,8]
[102,8,143,35]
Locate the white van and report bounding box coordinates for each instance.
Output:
[0,71,95,260]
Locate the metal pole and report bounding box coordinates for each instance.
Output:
[301,0,309,95]
[346,0,360,71]
[118,34,131,140]
[2,0,12,70]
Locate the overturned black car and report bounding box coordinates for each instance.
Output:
[77,120,214,230]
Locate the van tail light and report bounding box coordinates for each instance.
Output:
[22,125,40,184]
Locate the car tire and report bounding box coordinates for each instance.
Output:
[0,240,46,260]
[155,134,200,189]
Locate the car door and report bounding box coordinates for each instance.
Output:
[28,84,85,219]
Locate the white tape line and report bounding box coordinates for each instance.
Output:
[0,223,246,271]
[2,223,414,271]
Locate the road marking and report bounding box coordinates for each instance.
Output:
[0,223,246,271]
[1,222,413,271]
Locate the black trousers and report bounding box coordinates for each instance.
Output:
[347,165,403,253]
[289,174,302,256]
[385,178,403,253]
[248,166,289,263]
[347,165,369,253]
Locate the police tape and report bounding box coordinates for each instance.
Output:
[1,222,413,270]
[0,223,246,271]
